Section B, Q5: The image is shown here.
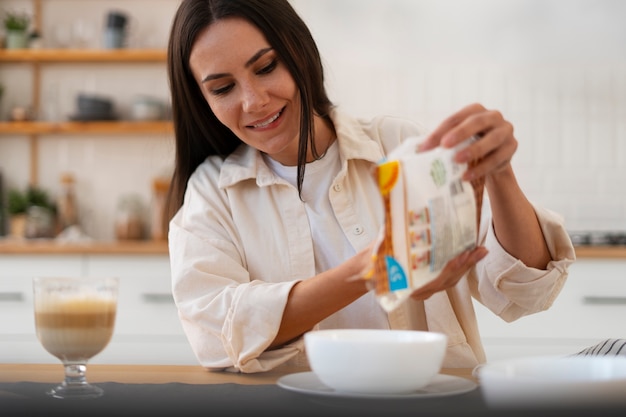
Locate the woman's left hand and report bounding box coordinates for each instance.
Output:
[418,103,518,181]
[410,246,488,300]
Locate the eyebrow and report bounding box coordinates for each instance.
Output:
[201,47,274,83]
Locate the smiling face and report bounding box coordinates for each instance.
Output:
[189,17,302,166]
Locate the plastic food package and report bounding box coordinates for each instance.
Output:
[369,136,484,312]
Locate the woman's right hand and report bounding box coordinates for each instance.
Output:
[410,246,488,300]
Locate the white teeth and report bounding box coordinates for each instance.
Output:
[253,111,280,128]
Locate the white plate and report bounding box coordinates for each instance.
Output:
[277,372,477,399]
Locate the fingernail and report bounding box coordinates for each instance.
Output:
[417,141,433,152]
[455,150,468,163]
[473,247,489,261]
[441,134,455,147]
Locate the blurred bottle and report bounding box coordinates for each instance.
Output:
[0,170,4,236]
[57,173,79,232]
[151,178,169,241]
[115,194,144,240]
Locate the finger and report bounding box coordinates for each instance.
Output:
[463,138,517,181]
[417,132,443,152]
[411,247,488,300]
[458,127,517,181]
[441,109,507,148]
[418,103,487,151]
[444,246,488,275]
[454,125,509,163]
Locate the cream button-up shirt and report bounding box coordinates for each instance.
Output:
[169,108,576,373]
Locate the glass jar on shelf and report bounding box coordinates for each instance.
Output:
[57,173,79,232]
[114,194,144,240]
[150,177,169,241]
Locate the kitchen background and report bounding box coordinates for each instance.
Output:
[1,0,625,240]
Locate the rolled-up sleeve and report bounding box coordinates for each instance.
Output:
[472,204,576,322]
[169,221,305,373]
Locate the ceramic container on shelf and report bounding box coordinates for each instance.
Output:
[103,10,128,49]
[5,29,29,49]
[131,96,165,121]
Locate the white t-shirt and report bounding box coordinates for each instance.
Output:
[263,141,390,331]
[263,141,354,273]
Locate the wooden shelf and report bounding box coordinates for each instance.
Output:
[0,120,173,135]
[0,48,167,63]
[0,238,169,255]
[574,245,626,259]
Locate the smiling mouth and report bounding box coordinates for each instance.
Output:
[249,108,283,129]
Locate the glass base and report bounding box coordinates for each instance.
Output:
[48,381,104,400]
[47,363,104,399]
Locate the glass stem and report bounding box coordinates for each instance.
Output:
[63,363,89,387]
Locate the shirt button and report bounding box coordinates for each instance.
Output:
[333,183,342,192]
[353,226,364,235]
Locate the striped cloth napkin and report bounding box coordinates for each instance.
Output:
[574,339,626,356]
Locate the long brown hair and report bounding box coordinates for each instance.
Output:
[165,0,333,224]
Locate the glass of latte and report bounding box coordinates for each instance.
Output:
[33,277,119,399]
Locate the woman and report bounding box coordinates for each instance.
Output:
[166,0,575,373]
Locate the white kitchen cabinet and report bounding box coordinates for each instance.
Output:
[86,254,197,365]
[0,253,197,365]
[473,258,626,362]
[6,252,623,366]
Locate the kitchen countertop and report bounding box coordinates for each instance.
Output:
[0,238,168,255]
[1,364,622,417]
[0,364,483,417]
[0,363,316,385]
[1,238,625,258]
[570,245,626,259]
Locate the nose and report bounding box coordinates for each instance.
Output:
[241,80,269,113]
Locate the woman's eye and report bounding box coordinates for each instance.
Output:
[211,84,234,96]
[257,59,277,75]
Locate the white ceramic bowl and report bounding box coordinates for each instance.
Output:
[304,329,447,395]
[477,356,626,408]
[131,97,164,121]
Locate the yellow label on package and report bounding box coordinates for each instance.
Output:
[371,136,481,312]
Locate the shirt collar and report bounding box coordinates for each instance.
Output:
[331,107,386,164]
